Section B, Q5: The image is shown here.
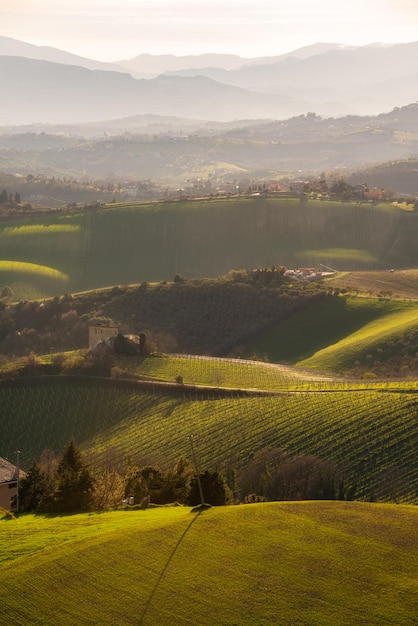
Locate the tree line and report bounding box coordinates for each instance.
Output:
[17,440,356,515]
[17,440,232,514]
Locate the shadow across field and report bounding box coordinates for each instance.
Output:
[138,509,203,625]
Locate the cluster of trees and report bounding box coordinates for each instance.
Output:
[239,447,356,502]
[0,294,89,358]
[249,265,287,286]
[18,440,232,514]
[19,441,95,513]
[346,330,418,379]
[0,189,21,205]
[18,441,356,515]
[103,276,326,356]
[303,177,395,202]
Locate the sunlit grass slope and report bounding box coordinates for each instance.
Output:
[245,295,418,370]
[0,216,85,297]
[295,247,379,265]
[1,502,417,625]
[298,301,418,372]
[120,353,333,389]
[0,260,70,300]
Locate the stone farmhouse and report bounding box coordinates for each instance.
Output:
[0,456,25,512]
[88,322,126,349]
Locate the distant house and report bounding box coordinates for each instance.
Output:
[0,457,25,512]
[289,180,308,193]
[285,267,332,280]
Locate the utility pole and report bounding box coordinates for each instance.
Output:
[188,434,205,506]
[16,450,20,514]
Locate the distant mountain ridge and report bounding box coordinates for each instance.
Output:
[0,35,128,73]
[115,43,348,77]
[0,37,418,125]
[0,37,347,77]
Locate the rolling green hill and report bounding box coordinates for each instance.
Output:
[0,273,325,357]
[1,355,418,502]
[0,197,416,300]
[245,295,418,375]
[1,273,417,375]
[1,502,417,625]
[298,303,418,373]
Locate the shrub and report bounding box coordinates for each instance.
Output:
[244,494,267,504]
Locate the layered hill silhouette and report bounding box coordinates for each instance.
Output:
[1,102,418,182]
[1,38,418,124]
[0,56,294,125]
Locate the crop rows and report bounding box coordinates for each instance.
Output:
[1,377,417,502]
[128,354,332,391]
[121,353,417,392]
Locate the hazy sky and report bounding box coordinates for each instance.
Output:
[1,0,418,60]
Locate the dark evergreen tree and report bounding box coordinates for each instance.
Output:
[187,471,231,506]
[139,332,147,354]
[159,456,193,504]
[18,461,51,513]
[53,439,94,512]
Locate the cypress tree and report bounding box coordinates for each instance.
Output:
[53,439,94,512]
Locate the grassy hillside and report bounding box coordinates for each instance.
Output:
[1,502,417,625]
[0,197,414,299]
[245,295,418,375]
[0,274,325,357]
[1,269,417,376]
[348,158,418,195]
[1,356,418,502]
[298,303,418,373]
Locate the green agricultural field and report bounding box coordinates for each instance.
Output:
[295,247,379,265]
[0,197,415,299]
[119,353,333,389]
[1,502,417,625]
[1,359,418,501]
